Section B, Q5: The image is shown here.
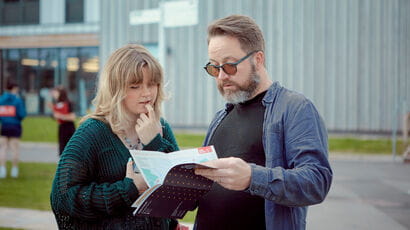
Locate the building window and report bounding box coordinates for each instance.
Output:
[0,47,98,115]
[65,0,84,23]
[0,0,39,26]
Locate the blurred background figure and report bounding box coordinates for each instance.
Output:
[49,86,76,156]
[0,82,26,178]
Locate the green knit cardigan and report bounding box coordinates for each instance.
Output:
[50,118,179,229]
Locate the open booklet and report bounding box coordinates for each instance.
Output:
[129,146,218,219]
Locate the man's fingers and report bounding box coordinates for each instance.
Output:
[195,168,215,176]
[197,158,235,169]
[195,168,230,177]
[196,159,220,168]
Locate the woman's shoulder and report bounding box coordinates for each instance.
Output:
[159,117,173,127]
[77,118,112,136]
[80,117,105,126]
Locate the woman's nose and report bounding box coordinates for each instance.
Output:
[141,85,152,96]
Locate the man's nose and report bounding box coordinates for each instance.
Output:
[217,68,230,80]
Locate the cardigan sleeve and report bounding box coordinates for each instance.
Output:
[143,118,180,153]
[50,119,139,221]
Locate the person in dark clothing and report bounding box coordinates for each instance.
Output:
[0,82,26,178]
[49,86,76,156]
[194,15,332,230]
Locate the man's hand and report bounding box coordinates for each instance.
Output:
[135,104,162,145]
[126,159,148,194]
[194,157,252,191]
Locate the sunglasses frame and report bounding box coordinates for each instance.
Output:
[203,50,259,77]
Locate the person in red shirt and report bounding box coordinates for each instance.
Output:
[49,86,76,156]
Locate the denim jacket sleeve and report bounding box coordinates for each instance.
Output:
[247,90,333,207]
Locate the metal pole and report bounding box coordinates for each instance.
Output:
[158,0,166,71]
[158,0,166,116]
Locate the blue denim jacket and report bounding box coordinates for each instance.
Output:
[202,82,333,230]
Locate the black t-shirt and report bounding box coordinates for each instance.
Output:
[195,91,267,230]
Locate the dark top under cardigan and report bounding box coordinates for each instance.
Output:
[50,118,179,229]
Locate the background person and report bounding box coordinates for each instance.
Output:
[194,15,333,230]
[49,86,76,156]
[0,82,26,178]
[50,44,180,229]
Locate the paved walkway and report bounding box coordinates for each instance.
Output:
[0,142,409,230]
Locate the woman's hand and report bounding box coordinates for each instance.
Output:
[126,158,148,194]
[135,104,162,145]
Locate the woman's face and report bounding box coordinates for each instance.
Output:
[123,67,158,117]
[51,89,60,100]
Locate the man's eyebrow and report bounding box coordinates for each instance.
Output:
[209,56,236,64]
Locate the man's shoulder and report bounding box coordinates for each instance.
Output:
[267,83,310,107]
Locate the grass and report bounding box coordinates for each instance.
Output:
[21,116,404,154]
[329,137,405,154]
[174,133,205,148]
[1,116,406,225]
[0,162,56,211]
[20,116,59,143]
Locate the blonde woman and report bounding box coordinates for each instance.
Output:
[50,44,179,229]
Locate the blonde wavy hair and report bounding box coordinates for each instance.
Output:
[81,44,165,134]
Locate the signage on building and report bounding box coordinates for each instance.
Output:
[129,8,160,25]
[129,0,198,27]
[163,1,198,27]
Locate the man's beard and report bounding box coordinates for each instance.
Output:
[218,64,260,104]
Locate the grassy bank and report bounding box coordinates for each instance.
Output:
[22,116,404,154]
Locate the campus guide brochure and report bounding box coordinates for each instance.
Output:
[129,146,218,219]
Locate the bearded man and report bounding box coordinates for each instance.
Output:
[194,15,333,230]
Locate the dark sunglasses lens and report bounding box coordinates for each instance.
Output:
[222,64,237,75]
[206,65,220,77]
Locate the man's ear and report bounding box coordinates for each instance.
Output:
[254,51,265,70]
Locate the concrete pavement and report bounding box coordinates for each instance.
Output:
[0,142,409,230]
[308,158,410,230]
[0,207,57,230]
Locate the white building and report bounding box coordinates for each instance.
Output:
[1,0,409,135]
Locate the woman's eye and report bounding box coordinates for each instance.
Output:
[130,85,140,89]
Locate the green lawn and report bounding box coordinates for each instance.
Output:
[329,137,405,154]
[0,162,56,211]
[0,116,405,224]
[21,116,59,143]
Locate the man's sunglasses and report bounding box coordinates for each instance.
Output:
[203,50,259,77]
